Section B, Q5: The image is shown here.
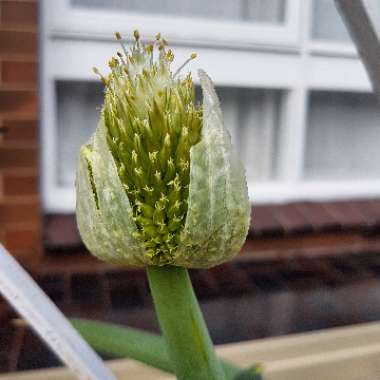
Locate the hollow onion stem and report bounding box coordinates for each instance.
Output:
[146,265,227,380]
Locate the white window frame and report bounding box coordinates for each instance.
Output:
[41,0,379,213]
[45,0,302,50]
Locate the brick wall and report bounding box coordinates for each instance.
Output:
[0,0,41,261]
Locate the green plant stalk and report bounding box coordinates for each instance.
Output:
[147,265,227,380]
[71,318,172,373]
[71,318,239,378]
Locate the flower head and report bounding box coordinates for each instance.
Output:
[76,31,250,268]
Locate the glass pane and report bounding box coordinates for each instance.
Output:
[56,81,281,187]
[312,0,380,42]
[56,81,104,187]
[304,91,380,180]
[215,88,281,182]
[312,0,351,42]
[71,0,286,24]
[363,0,380,39]
[243,0,286,23]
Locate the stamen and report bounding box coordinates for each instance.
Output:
[92,67,108,85]
[173,53,197,78]
[116,51,126,65]
[145,43,154,66]
[115,31,129,58]
[145,44,154,54]
[108,57,119,69]
[166,49,174,62]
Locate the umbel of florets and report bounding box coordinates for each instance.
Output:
[76,31,250,268]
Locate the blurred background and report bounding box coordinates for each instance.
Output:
[2,0,380,374]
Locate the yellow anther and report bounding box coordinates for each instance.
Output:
[115,31,122,40]
[190,53,197,59]
[166,49,174,62]
[108,57,119,68]
[133,29,140,41]
[145,44,154,53]
[155,32,161,40]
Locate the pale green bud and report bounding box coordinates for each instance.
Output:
[76,32,250,268]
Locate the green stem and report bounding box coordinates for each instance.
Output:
[147,265,227,380]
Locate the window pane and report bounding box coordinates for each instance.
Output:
[243,0,286,23]
[363,0,380,40]
[312,0,380,42]
[304,91,380,180]
[56,81,280,187]
[216,88,281,182]
[56,81,104,187]
[312,0,351,42]
[71,0,286,24]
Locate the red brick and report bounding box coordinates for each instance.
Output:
[1,1,38,27]
[4,227,41,252]
[3,172,38,196]
[251,205,283,235]
[273,204,313,234]
[0,30,37,56]
[1,60,37,85]
[44,214,81,248]
[0,89,37,114]
[0,200,40,224]
[1,119,37,141]
[0,145,38,169]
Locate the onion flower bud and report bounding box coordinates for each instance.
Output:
[76,31,250,268]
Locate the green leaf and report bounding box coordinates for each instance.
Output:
[71,318,262,379]
[71,318,261,379]
[71,318,172,373]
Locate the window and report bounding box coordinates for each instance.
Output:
[305,91,380,180]
[56,81,103,187]
[44,0,301,49]
[42,0,380,211]
[219,89,282,182]
[71,0,286,24]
